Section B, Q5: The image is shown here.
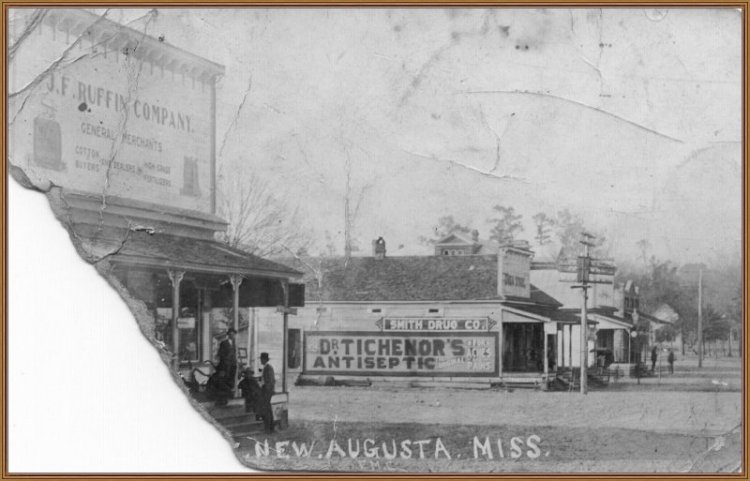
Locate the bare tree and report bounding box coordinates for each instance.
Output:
[342,149,372,261]
[554,208,606,258]
[216,170,311,257]
[532,212,555,246]
[636,238,652,268]
[487,205,523,244]
[419,215,473,245]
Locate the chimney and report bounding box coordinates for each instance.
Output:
[471,229,479,243]
[372,237,386,259]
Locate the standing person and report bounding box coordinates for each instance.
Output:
[213,327,237,406]
[260,352,275,433]
[651,346,658,373]
[668,349,675,374]
[547,345,556,371]
[238,367,262,414]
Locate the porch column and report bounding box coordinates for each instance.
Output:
[196,288,203,361]
[254,308,260,371]
[167,269,185,370]
[627,331,631,364]
[497,314,503,379]
[229,274,243,362]
[543,325,549,377]
[201,288,211,362]
[229,274,243,392]
[229,275,243,334]
[281,280,289,393]
[250,308,257,372]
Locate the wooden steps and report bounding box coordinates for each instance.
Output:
[554,367,617,391]
[202,401,268,437]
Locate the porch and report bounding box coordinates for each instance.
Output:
[107,230,304,394]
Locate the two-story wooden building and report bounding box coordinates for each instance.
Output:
[9,8,303,432]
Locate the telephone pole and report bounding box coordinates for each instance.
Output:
[561,233,612,395]
[577,233,594,395]
[575,281,590,394]
[698,267,703,368]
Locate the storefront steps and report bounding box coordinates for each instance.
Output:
[554,369,580,391]
[495,379,544,390]
[201,400,266,437]
[552,368,617,391]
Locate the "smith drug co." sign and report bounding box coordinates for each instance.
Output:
[380,317,493,331]
[303,331,499,377]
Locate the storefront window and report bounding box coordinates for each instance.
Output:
[155,307,200,364]
[178,307,199,364]
[155,308,172,348]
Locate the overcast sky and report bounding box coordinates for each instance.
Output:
[63,8,749,265]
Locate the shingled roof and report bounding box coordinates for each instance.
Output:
[275,254,561,305]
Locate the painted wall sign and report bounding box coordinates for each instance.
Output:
[10,13,218,215]
[303,331,499,377]
[498,248,531,298]
[382,317,490,331]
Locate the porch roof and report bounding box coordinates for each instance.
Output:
[551,308,634,328]
[590,313,633,329]
[107,231,303,280]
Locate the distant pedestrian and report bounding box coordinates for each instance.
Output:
[667,349,675,374]
[547,347,556,371]
[260,352,275,433]
[651,346,658,373]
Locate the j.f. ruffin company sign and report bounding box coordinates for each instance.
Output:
[10,10,220,215]
[303,331,499,377]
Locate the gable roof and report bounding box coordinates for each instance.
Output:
[529,284,564,307]
[434,233,474,245]
[274,254,561,305]
[433,233,500,254]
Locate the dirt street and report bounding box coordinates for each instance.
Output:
[236,356,743,473]
[237,387,741,473]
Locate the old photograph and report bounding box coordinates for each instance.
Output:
[6,7,744,473]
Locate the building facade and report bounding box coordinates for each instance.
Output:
[9,9,302,426]
[277,239,570,389]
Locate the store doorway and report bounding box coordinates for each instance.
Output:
[288,329,301,369]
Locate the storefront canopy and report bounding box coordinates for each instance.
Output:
[109,230,302,280]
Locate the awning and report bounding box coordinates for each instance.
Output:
[501,305,553,323]
[590,313,633,330]
[106,230,303,280]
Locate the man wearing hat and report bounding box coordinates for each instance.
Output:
[213,327,237,406]
[259,352,275,433]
